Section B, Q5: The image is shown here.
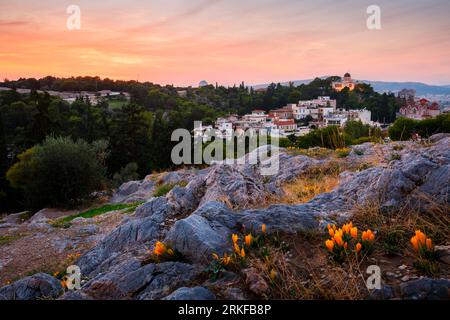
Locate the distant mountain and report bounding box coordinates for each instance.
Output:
[362,80,450,95]
[252,78,450,96]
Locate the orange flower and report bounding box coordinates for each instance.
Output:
[232,234,238,244]
[350,227,358,239]
[222,254,231,265]
[415,230,426,246]
[362,230,375,242]
[153,241,166,256]
[410,236,419,251]
[344,242,348,250]
[262,224,267,234]
[356,243,362,253]
[325,239,334,252]
[270,269,277,281]
[334,233,343,246]
[245,234,253,246]
[426,238,433,250]
[240,248,246,258]
[234,243,240,254]
[329,228,335,237]
[167,249,174,256]
[342,224,350,234]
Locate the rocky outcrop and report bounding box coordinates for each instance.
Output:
[110,180,155,204]
[162,286,216,300]
[0,273,63,300]
[400,278,450,300]
[4,135,448,301]
[164,202,236,263]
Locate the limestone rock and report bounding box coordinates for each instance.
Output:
[0,273,63,300]
[162,286,216,300]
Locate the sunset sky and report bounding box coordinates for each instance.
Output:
[1,0,450,86]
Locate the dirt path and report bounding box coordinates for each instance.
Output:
[0,211,126,285]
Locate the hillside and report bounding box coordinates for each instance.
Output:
[0,134,449,300]
[253,78,450,96]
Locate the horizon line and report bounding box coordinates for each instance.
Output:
[1,74,450,89]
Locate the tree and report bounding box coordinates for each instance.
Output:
[109,103,153,176]
[6,137,105,209]
[29,92,52,144]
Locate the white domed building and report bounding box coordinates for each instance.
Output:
[332,73,356,92]
[198,80,209,87]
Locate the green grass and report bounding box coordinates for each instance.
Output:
[154,181,188,197]
[51,202,144,228]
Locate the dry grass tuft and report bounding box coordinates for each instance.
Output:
[280,176,340,204]
[351,193,450,256]
[266,161,343,206]
[246,235,369,300]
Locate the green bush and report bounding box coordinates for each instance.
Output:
[112,162,139,188]
[296,125,350,149]
[6,136,105,208]
[388,114,450,141]
[351,136,372,145]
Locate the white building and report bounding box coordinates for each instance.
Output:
[293,96,337,120]
[324,114,348,127]
[324,109,373,127]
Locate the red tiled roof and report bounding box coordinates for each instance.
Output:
[429,102,440,110]
[274,119,295,126]
[273,108,292,112]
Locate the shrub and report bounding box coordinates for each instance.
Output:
[388,114,450,141]
[351,136,372,145]
[112,162,139,188]
[6,137,105,208]
[344,121,370,141]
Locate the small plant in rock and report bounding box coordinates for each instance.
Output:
[410,230,439,276]
[390,153,401,161]
[153,181,188,197]
[353,148,364,156]
[145,241,181,263]
[335,147,351,158]
[325,222,375,262]
[205,253,232,280]
[392,144,405,151]
[382,229,405,255]
[357,162,373,172]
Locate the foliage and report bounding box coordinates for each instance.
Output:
[153,181,187,197]
[390,153,401,161]
[410,230,439,276]
[112,162,139,188]
[6,137,105,208]
[335,147,351,158]
[144,241,182,264]
[0,75,417,210]
[388,114,450,141]
[325,222,375,263]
